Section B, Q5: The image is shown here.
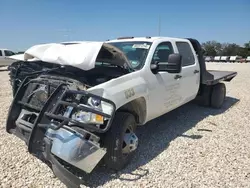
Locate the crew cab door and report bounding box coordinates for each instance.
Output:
[146,42,183,120]
[175,41,200,104]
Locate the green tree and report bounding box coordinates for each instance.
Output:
[202,41,222,56]
[244,41,250,49]
[236,41,250,57]
[202,40,250,58]
[237,47,248,58]
[221,43,240,56]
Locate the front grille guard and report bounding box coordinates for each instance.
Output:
[6,76,116,150]
[41,89,116,133]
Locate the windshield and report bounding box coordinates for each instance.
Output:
[108,41,152,70]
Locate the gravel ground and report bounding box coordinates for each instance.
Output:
[0,63,250,188]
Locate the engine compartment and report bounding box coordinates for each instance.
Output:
[8,60,130,96]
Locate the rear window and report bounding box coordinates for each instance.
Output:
[176,42,195,66]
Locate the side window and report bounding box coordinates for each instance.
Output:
[176,42,195,66]
[0,50,2,56]
[4,50,15,56]
[152,42,174,63]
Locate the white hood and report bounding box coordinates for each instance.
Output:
[9,42,130,71]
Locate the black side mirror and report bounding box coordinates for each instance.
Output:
[164,53,182,73]
[150,53,182,74]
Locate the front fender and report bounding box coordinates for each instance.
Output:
[88,73,149,110]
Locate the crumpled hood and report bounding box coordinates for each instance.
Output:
[9,42,131,71]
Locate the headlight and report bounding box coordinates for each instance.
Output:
[72,111,104,124]
[71,97,114,125]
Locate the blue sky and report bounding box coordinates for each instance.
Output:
[1,0,249,51]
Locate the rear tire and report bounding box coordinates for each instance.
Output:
[210,83,226,109]
[103,112,138,171]
[194,85,212,107]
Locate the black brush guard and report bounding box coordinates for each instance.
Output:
[6,75,116,188]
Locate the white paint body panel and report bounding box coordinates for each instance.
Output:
[9,42,104,70]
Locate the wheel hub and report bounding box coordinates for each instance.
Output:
[122,130,138,154]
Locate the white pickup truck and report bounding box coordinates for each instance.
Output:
[6,37,237,187]
[0,49,16,67]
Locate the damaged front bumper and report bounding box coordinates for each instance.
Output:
[46,127,106,173]
[6,75,116,187]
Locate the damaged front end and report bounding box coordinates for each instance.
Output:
[6,74,116,187]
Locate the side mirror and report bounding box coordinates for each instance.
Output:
[150,63,159,74]
[151,53,182,74]
[164,53,182,73]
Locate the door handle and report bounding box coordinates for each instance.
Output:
[174,75,182,79]
[194,70,199,74]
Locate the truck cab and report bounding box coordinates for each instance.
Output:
[142,37,199,120]
[103,37,235,123]
[105,37,200,121]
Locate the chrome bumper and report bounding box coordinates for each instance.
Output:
[45,127,106,173]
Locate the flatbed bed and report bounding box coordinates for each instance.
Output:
[187,38,237,86]
[205,70,237,85]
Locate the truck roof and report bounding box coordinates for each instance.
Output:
[60,36,190,44]
[106,36,189,43]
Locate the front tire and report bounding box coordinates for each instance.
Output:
[103,112,138,171]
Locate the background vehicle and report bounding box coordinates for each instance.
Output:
[6,37,237,187]
[0,49,16,67]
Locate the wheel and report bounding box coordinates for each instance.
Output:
[210,83,226,109]
[103,112,138,171]
[194,85,212,107]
